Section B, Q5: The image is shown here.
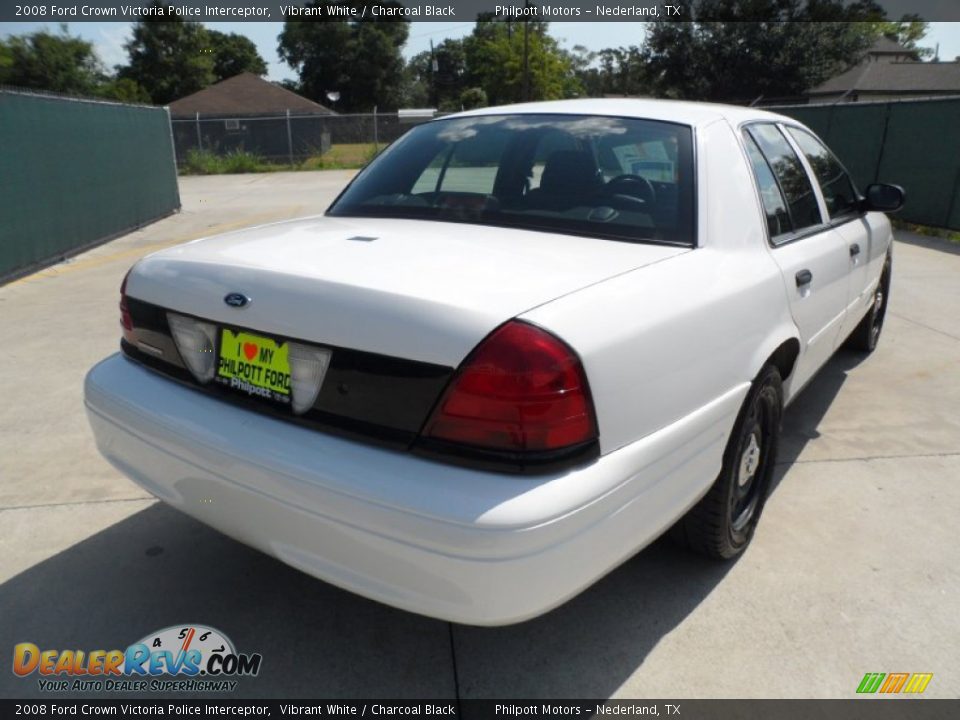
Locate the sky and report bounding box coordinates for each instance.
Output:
[1,20,958,83]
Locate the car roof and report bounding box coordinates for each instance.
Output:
[444,98,795,129]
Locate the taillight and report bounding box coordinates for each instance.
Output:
[167,312,218,384]
[422,321,597,452]
[120,270,135,343]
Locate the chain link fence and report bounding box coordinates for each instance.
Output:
[170,111,450,166]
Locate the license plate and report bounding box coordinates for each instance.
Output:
[215,328,291,404]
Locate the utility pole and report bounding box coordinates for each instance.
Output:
[522,1,530,102]
[430,38,439,108]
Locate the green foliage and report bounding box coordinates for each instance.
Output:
[96,78,151,104]
[406,39,467,110]
[182,149,269,174]
[642,0,890,102]
[593,46,648,98]
[460,87,488,110]
[119,3,215,105]
[299,143,380,170]
[207,30,268,81]
[183,144,375,175]
[462,18,580,105]
[278,2,410,112]
[872,16,933,57]
[0,25,103,95]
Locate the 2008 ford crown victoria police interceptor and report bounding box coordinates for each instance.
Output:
[85,99,903,624]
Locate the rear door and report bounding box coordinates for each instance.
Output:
[741,123,850,392]
[783,126,877,335]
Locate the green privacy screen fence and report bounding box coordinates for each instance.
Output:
[0,89,180,282]
[773,96,960,232]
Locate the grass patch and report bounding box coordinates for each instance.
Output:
[180,144,381,175]
[893,219,960,243]
[181,149,275,175]
[299,143,381,170]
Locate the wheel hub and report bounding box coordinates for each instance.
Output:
[738,433,761,487]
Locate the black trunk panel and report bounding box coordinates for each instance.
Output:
[123,297,453,448]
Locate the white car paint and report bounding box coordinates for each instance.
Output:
[84,99,894,624]
[129,216,685,367]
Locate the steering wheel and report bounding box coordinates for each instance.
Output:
[604,174,656,204]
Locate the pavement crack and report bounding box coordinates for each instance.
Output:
[777,450,960,466]
[0,496,155,513]
[888,311,960,343]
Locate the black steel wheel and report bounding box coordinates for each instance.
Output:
[672,364,782,559]
[844,253,892,353]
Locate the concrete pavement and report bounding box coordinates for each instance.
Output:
[1,172,957,699]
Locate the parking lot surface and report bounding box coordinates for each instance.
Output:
[1,172,957,699]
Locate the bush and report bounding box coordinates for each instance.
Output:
[220,150,264,174]
[182,149,224,175]
[460,87,488,110]
[181,149,270,175]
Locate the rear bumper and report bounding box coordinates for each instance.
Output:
[84,354,745,625]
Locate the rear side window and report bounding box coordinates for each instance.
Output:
[746,124,823,234]
[786,127,860,219]
[743,133,791,238]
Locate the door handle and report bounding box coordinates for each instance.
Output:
[796,269,813,287]
[849,243,861,257]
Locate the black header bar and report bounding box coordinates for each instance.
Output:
[3,1,960,24]
[2,700,959,720]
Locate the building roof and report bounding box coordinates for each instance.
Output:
[868,36,919,59]
[808,59,960,96]
[168,73,334,117]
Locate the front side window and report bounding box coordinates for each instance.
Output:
[746,124,823,233]
[329,114,696,247]
[786,127,860,219]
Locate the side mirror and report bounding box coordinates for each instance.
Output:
[863,183,905,213]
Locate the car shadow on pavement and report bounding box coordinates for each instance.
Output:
[0,352,864,701]
[0,503,455,700]
[774,348,869,482]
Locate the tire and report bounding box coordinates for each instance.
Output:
[844,253,892,353]
[672,365,783,560]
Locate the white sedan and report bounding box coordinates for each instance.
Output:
[84,99,904,625]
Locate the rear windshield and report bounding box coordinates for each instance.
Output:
[328,114,696,247]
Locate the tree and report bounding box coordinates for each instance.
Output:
[642,0,888,102]
[460,87,488,110]
[594,46,648,97]
[406,39,466,110]
[118,3,215,105]
[277,1,410,112]
[462,16,581,106]
[872,16,933,58]
[207,30,268,81]
[97,78,152,104]
[0,24,103,95]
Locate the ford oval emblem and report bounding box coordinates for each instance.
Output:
[224,292,251,309]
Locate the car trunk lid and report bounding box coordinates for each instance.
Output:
[129,216,687,367]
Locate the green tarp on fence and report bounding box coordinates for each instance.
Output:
[0,90,180,281]
[774,97,960,231]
